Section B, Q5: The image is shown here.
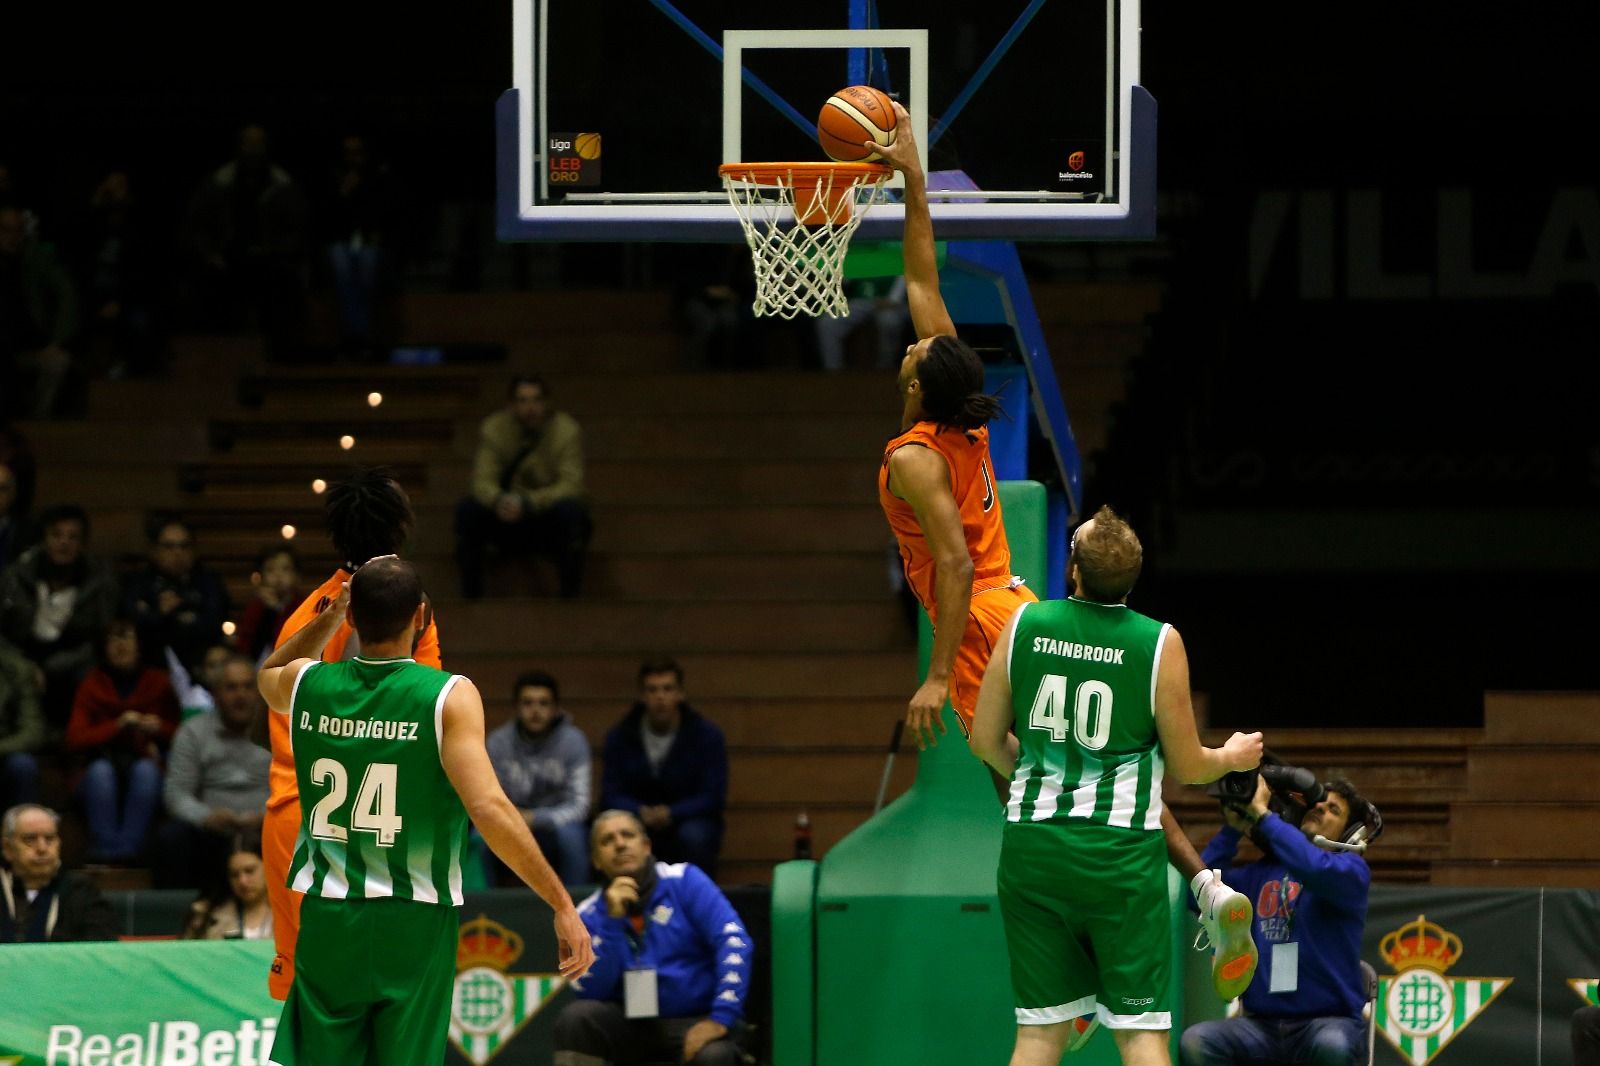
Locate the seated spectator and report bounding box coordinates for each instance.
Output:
[455,375,592,600]
[76,169,164,381]
[1178,774,1376,1066]
[554,810,753,1066]
[168,641,236,719]
[0,203,78,420]
[0,504,119,732]
[156,653,271,890]
[1,803,117,942]
[600,659,726,876]
[122,514,231,672]
[180,839,273,941]
[0,637,45,808]
[0,459,38,573]
[322,133,398,360]
[64,620,179,862]
[233,543,299,663]
[814,275,909,372]
[486,669,591,886]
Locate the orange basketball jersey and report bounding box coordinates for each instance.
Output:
[879,421,1020,627]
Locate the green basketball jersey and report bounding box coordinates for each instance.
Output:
[286,656,469,905]
[1004,598,1170,829]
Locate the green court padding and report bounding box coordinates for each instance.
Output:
[774,482,1204,1064]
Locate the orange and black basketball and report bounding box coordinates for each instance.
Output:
[817,85,898,162]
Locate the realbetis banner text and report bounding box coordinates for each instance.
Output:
[0,940,281,1066]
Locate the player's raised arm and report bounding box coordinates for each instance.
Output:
[257,581,349,710]
[874,102,957,341]
[439,676,594,979]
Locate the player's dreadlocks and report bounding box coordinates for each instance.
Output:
[918,335,1003,431]
[323,466,414,571]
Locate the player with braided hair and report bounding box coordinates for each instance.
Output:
[257,466,442,1000]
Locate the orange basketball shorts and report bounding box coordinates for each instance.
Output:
[263,800,303,1000]
[948,583,1038,736]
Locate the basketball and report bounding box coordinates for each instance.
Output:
[817,85,897,162]
[574,132,601,160]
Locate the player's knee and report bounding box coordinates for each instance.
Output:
[1176,1024,1213,1066]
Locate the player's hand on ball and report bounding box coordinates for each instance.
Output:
[907,679,949,750]
[873,102,920,175]
[553,906,594,980]
[604,876,641,918]
[1223,731,1263,772]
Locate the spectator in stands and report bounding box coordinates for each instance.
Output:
[600,659,726,876]
[0,202,79,419]
[0,637,45,808]
[0,425,37,520]
[180,838,273,941]
[233,543,299,663]
[1,803,117,942]
[814,275,909,372]
[156,653,270,890]
[554,810,753,1066]
[169,641,236,719]
[455,375,592,599]
[122,514,231,672]
[672,244,758,369]
[76,169,163,380]
[322,133,398,359]
[186,124,308,359]
[0,504,120,732]
[0,459,37,574]
[486,669,591,886]
[64,620,179,863]
[1179,775,1377,1066]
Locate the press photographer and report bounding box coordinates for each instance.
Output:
[1178,761,1382,1066]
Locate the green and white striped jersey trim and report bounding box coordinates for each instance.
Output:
[1003,605,1169,830]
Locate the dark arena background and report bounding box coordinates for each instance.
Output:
[2,3,1597,1065]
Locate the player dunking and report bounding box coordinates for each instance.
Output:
[259,559,590,1064]
[871,106,1260,1006]
[257,467,442,1001]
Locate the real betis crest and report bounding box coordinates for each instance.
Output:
[1571,978,1600,1007]
[1373,914,1510,1066]
[448,914,567,1065]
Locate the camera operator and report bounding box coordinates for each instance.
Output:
[1178,771,1377,1066]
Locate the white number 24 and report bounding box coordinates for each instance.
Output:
[1027,674,1114,750]
[309,759,404,847]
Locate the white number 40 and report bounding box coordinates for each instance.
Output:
[1027,674,1114,751]
[309,759,404,847]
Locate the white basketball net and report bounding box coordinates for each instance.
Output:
[720,165,892,319]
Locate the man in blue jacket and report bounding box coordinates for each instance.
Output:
[1179,774,1374,1066]
[600,659,727,875]
[554,810,752,1066]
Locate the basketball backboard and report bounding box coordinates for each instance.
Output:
[498,0,1155,242]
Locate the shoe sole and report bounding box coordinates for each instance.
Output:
[1211,891,1258,1001]
[1067,1017,1099,1052]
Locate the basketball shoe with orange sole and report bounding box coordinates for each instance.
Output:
[1197,876,1258,1001]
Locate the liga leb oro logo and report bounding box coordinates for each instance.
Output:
[448,914,567,1065]
[1373,915,1510,1066]
[1066,150,1086,172]
[1572,978,1600,1007]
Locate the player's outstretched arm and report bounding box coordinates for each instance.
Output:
[970,610,1020,778]
[1152,627,1263,783]
[440,677,593,979]
[888,444,974,749]
[257,582,349,710]
[873,102,956,341]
